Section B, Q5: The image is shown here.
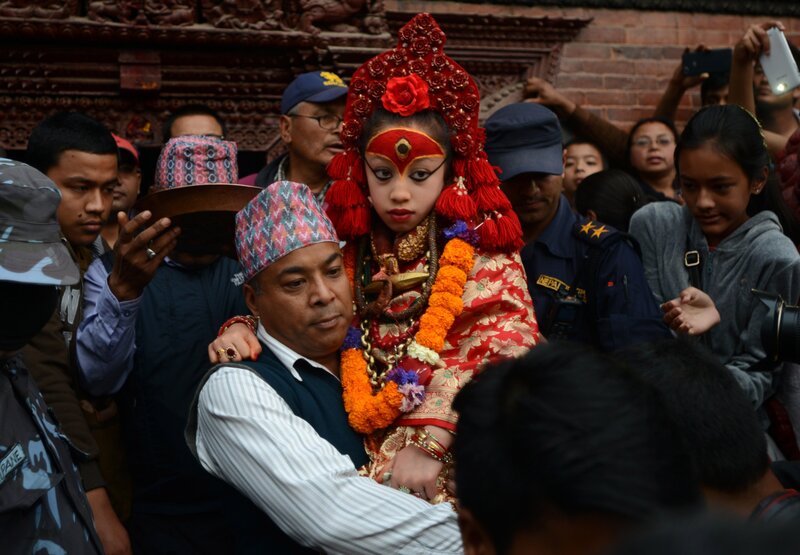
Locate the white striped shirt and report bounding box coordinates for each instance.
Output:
[193,328,463,554]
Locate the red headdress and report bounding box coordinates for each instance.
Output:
[325,13,523,252]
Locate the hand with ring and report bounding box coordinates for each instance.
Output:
[108,210,181,302]
[208,318,262,363]
[213,346,240,363]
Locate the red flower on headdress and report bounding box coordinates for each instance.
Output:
[368,59,387,79]
[449,70,470,90]
[341,121,362,143]
[429,73,447,91]
[410,37,432,57]
[438,91,458,111]
[353,96,373,118]
[450,112,470,131]
[453,133,474,156]
[409,59,426,76]
[382,74,431,116]
[386,48,406,66]
[351,78,369,95]
[461,94,479,112]
[368,81,387,100]
[431,54,449,71]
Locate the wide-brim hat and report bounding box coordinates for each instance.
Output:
[485,103,564,180]
[0,159,79,285]
[137,135,260,256]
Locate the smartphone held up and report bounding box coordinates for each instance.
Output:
[759,27,800,96]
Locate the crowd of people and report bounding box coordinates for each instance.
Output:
[4,11,800,555]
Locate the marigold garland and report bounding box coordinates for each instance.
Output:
[340,224,477,434]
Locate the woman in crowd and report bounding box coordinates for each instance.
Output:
[630,104,800,410]
[574,168,645,232]
[627,116,681,202]
[214,13,539,504]
[563,138,605,208]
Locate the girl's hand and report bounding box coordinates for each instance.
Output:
[662,286,720,335]
[208,322,261,363]
[378,426,452,500]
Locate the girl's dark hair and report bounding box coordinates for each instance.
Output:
[626,116,680,160]
[676,104,800,243]
[575,169,645,232]
[359,108,453,163]
[453,343,700,554]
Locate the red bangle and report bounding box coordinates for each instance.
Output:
[218,315,257,337]
[410,428,452,464]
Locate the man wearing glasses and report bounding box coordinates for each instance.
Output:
[241,71,347,204]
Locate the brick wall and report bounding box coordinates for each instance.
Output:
[387,1,800,132]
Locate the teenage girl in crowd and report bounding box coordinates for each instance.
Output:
[629,104,800,409]
[213,13,539,503]
[627,117,681,203]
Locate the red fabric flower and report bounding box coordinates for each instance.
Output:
[353,96,373,118]
[382,74,431,116]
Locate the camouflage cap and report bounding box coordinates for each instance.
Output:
[0,158,79,285]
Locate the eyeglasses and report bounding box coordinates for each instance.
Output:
[632,136,674,148]
[289,113,343,131]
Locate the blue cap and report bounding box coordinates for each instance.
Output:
[484,103,564,180]
[281,71,349,114]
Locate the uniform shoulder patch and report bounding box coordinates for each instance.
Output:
[574,220,618,246]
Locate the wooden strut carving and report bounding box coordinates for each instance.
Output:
[0,4,589,152]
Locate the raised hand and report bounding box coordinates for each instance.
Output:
[107,210,180,302]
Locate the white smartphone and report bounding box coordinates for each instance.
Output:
[759,27,800,95]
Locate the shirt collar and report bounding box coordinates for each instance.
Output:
[535,195,576,259]
[257,323,337,382]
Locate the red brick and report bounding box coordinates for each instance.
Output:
[563,43,612,60]
[584,90,637,106]
[639,11,677,28]
[590,10,644,28]
[634,60,674,78]
[555,74,603,89]
[625,27,679,46]
[603,75,639,90]
[637,91,664,106]
[577,25,626,44]
[578,60,635,75]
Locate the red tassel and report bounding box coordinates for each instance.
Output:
[435,180,476,221]
[336,204,371,238]
[476,215,501,250]
[327,149,360,180]
[325,178,371,239]
[465,157,501,188]
[474,184,512,213]
[495,209,524,251]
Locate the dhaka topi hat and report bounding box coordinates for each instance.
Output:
[281,71,349,115]
[154,135,238,191]
[236,181,339,282]
[0,158,78,286]
[485,103,564,180]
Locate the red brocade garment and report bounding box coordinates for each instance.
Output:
[346,242,540,503]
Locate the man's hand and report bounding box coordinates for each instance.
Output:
[86,488,132,555]
[522,77,576,117]
[208,322,262,363]
[107,210,180,302]
[670,46,710,92]
[662,286,720,336]
[734,21,784,64]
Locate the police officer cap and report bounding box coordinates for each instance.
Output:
[485,103,564,180]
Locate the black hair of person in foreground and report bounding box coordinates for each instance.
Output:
[619,337,800,523]
[452,342,701,555]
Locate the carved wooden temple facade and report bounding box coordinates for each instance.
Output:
[0,1,590,177]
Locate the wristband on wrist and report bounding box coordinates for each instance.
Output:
[410,428,453,464]
[218,315,258,337]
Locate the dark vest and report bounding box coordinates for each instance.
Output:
[188,346,368,554]
[109,254,248,514]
